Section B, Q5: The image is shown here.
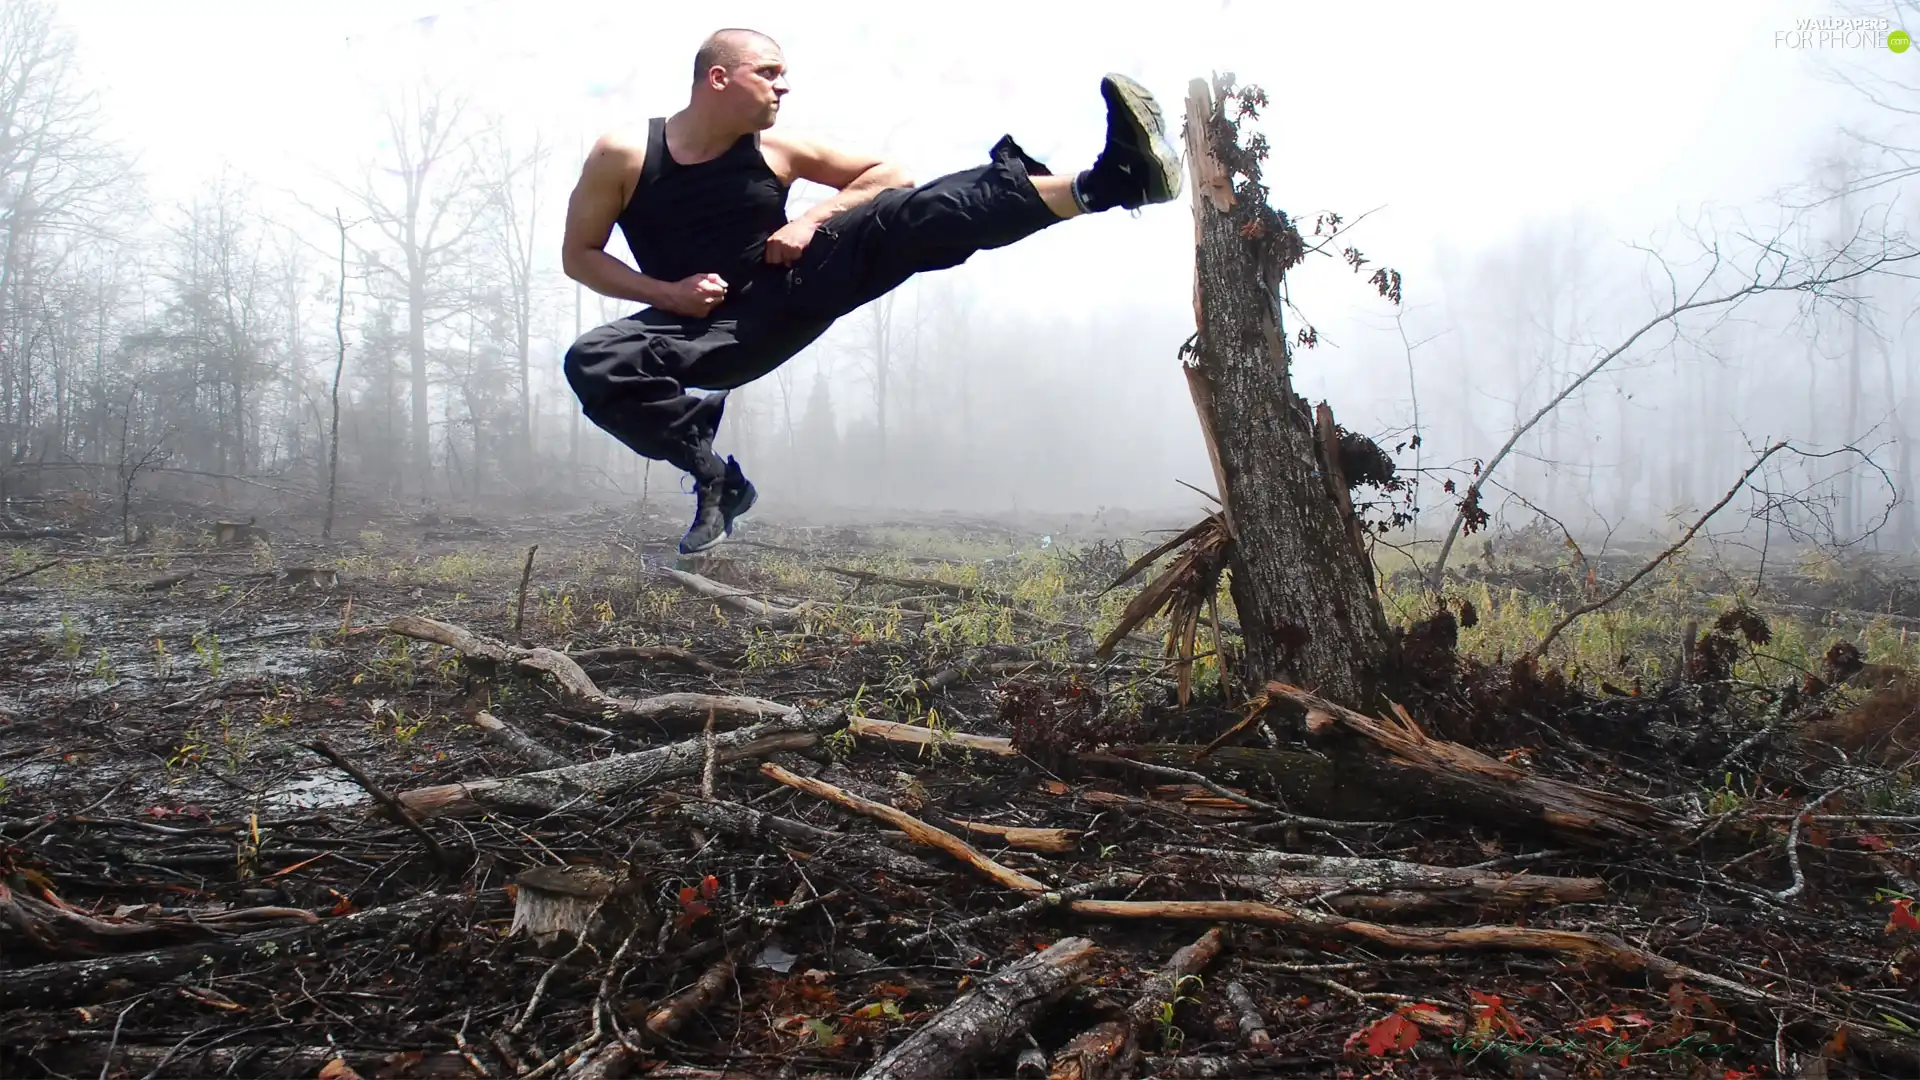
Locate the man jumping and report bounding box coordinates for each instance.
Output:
[561,28,1182,554]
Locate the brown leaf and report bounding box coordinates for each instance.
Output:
[318,1058,364,1080]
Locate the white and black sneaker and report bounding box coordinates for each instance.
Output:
[1077,74,1183,212]
[677,478,729,555]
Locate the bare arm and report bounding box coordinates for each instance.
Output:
[560,134,670,305]
[763,132,914,264]
[779,133,915,222]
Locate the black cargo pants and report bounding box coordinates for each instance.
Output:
[563,136,1063,485]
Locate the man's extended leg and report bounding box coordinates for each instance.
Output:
[780,73,1183,321]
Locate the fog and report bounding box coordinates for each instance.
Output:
[5,0,1914,548]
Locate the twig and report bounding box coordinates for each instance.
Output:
[1523,441,1788,661]
[100,996,144,1080]
[1774,782,1862,902]
[900,875,1142,950]
[512,927,600,1036]
[303,740,451,873]
[759,762,1045,892]
[515,544,539,642]
[1078,751,1285,816]
[0,558,62,587]
[453,1008,490,1077]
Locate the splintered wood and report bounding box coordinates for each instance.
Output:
[1268,681,1681,844]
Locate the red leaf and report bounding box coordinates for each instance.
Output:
[699,873,719,900]
[1574,1015,1616,1034]
[1353,1013,1421,1056]
[1858,833,1889,851]
[1889,898,1920,934]
[1468,990,1526,1038]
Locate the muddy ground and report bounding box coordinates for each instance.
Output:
[1,499,1916,1080]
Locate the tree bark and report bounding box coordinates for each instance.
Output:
[859,937,1099,1080]
[1181,76,1391,707]
[1159,846,1605,910]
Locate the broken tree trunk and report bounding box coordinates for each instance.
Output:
[1180,75,1393,707]
[858,937,1100,1080]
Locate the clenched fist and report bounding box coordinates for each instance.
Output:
[654,273,729,318]
[764,219,818,266]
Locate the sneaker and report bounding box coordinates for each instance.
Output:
[1083,74,1183,211]
[677,478,729,555]
[719,455,757,535]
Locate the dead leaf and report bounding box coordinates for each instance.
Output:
[1398,1003,1461,1034]
[318,1058,363,1080]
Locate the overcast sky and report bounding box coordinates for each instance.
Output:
[46,0,1911,511]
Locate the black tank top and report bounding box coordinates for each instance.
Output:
[616,116,790,294]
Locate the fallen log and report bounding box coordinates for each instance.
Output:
[849,718,1398,821]
[1161,846,1605,909]
[858,937,1100,1080]
[1267,681,1682,844]
[760,762,1046,893]
[1,892,481,1009]
[388,615,793,730]
[659,567,798,624]
[396,707,846,818]
[1051,928,1225,1080]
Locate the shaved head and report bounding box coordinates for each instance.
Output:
[694,29,780,83]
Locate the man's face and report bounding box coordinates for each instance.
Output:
[715,44,787,129]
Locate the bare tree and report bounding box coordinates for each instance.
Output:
[341,84,485,493]
[324,211,353,541]
[1429,219,1920,586]
[477,126,550,463]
